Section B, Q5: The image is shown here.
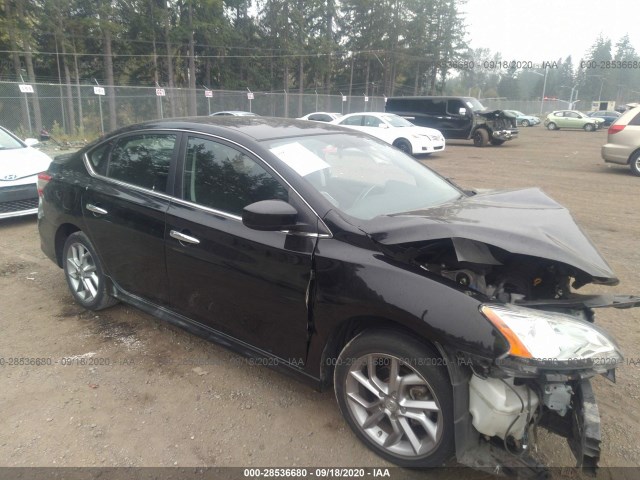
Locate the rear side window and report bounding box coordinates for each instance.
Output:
[309,114,331,122]
[629,111,640,126]
[341,115,364,126]
[107,134,176,192]
[88,142,112,176]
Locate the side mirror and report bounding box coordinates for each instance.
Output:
[378,124,389,129]
[458,108,467,116]
[242,200,298,231]
[24,138,39,147]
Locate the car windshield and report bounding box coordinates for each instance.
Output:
[381,114,414,127]
[262,133,462,221]
[511,111,525,116]
[464,98,486,111]
[0,128,25,150]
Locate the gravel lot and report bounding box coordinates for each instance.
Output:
[1,126,639,478]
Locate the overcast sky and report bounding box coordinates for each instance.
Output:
[462,0,639,65]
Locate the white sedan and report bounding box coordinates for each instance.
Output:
[331,112,445,155]
[0,126,52,219]
[298,112,343,122]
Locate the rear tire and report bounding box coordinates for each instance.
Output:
[63,232,117,311]
[334,330,454,467]
[630,151,640,177]
[472,129,489,147]
[547,122,558,130]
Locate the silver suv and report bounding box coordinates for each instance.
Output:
[601,106,640,176]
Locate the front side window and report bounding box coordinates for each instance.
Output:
[364,116,382,127]
[107,134,176,191]
[183,137,288,216]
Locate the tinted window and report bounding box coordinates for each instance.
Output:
[88,142,112,176]
[629,111,640,126]
[428,99,447,115]
[309,114,331,122]
[107,134,176,191]
[446,100,464,115]
[183,137,288,215]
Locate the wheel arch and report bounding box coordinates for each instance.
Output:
[54,223,81,267]
[318,315,446,391]
[626,147,640,166]
[392,137,413,151]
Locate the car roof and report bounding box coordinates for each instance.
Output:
[97,116,349,143]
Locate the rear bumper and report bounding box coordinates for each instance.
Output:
[602,143,633,165]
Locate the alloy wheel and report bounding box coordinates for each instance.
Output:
[344,353,443,458]
[65,242,99,303]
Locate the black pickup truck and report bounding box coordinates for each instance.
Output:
[385,96,518,147]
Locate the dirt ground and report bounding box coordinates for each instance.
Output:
[1,126,639,478]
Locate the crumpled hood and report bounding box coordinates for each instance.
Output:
[0,147,52,180]
[363,188,617,284]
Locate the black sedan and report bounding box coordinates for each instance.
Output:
[38,117,637,473]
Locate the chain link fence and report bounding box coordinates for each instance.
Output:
[0,80,570,141]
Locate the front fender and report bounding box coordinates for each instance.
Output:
[304,236,508,380]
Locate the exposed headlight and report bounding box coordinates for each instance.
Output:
[481,304,622,369]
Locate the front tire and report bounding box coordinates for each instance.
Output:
[630,151,640,177]
[584,123,595,132]
[472,128,489,147]
[63,232,117,311]
[393,139,412,155]
[521,119,530,127]
[547,122,558,130]
[334,330,454,467]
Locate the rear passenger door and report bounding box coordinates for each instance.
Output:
[82,132,178,305]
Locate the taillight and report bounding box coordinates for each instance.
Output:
[608,124,626,134]
[37,172,51,197]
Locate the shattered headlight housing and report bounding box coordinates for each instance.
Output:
[481,304,623,371]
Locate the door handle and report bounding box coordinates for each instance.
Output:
[170,230,200,245]
[86,203,108,215]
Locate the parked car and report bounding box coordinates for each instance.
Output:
[38,117,636,475]
[331,112,445,155]
[298,112,343,122]
[504,110,540,127]
[601,105,640,176]
[0,126,52,219]
[385,96,518,147]
[588,110,620,127]
[209,110,258,116]
[544,110,604,131]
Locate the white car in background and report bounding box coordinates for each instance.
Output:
[0,126,52,219]
[298,112,343,122]
[331,112,445,155]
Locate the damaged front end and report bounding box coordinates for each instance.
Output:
[474,109,519,145]
[462,303,623,477]
[364,188,638,476]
